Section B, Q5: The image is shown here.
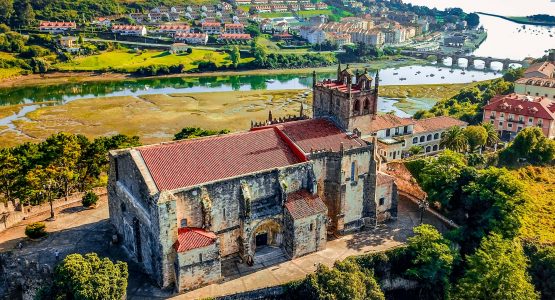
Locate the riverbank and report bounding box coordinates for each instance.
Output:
[0,57,426,89]
[0,82,480,148]
[478,12,555,26]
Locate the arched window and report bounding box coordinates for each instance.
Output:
[354,100,361,113]
[413,137,418,144]
[364,98,370,110]
[350,161,356,182]
[425,146,431,153]
[420,136,425,142]
[427,134,432,141]
[434,133,439,140]
[433,145,438,151]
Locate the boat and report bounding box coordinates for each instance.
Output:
[265,79,275,83]
[441,76,445,79]
[449,69,454,73]
[429,74,435,77]
[399,77,407,81]
[393,72,398,75]
[461,71,466,75]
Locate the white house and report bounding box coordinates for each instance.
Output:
[111,25,147,36]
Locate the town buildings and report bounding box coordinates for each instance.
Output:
[111,25,147,36]
[153,24,191,36]
[515,77,555,100]
[108,66,398,292]
[523,60,555,79]
[174,33,209,45]
[38,21,76,33]
[368,114,467,160]
[483,93,555,140]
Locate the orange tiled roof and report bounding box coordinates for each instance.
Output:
[369,114,415,132]
[174,227,217,252]
[413,116,467,133]
[483,93,555,121]
[285,190,327,219]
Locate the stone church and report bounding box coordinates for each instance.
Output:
[107,65,398,292]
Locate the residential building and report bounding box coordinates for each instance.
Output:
[111,25,147,36]
[218,33,252,42]
[38,21,76,33]
[224,23,245,34]
[299,26,326,44]
[483,93,555,140]
[108,66,397,293]
[523,60,555,79]
[170,43,189,54]
[515,77,555,100]
[59,36,79,53]
[201,22,222,34]
[93,17,112,27]
[326,32,352,47]
[174,32,209,45]
[153,24,191,36]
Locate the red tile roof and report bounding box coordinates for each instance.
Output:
[285,190,327,219]
[139,129,303,190]
[368,114,415,132]
[39,21,76,28]
[112,25,145,31]
[219,33,252,39]
[525,61,555,78]
[377,172,395,186]
[270,118,366,153]
[174,227,217,252]
[483,93,555,121]
[413,116,467,133]
[224,23,244,29]
[202,22,221,27]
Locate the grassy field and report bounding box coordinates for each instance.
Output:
[0,52,24,79]
[0,90,311,147]
[297,9,332,17]
[54,49,253,72]
[514,167,555,244]
[380,82,480,100]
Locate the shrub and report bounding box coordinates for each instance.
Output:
[25,222,47,239]
[81,191,99,208]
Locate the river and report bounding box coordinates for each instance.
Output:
[404,0,555,59]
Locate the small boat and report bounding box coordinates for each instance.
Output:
[438,68,442,71]
[416,71,421,74]
[393,72,398,75]
[441,76,445,79]
[461,71,466,75]
[429,74,435,77]
[399,77,407,81]
[449,69,454,73]
[265,79,275,83]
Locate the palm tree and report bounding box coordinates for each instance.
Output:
[481,122,500,148]
[440,126,468,153]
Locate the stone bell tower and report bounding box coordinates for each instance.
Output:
[312,64,379,135]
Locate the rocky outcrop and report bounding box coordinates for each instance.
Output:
[0,251,53,300]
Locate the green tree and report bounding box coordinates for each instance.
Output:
[526,244,555,300]
[459,168,526,252]
[45,253,128,300]
[299,260,385,300]
[251,38,267,67]
[464,125,487,152]
[408,145,424,156]
[503,67,525,82]
[420,150,467,207]
[500,127,555,165]
[465,13,480,27]
[0,0,14,25]
[39,132,82,197]
[481,122,500,147]
[173,127,229,140]
[0,148,21,204]
[453,234,538,300]
[440,126,468,152]
[13,0,34,27]
[229,45,240,69]
[406,224,458,299]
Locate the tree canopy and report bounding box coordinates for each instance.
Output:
[173,127,230,141]
[500,127,555,165]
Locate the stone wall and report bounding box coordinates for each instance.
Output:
[175,242,221,292]
[0,187,107,233]
[0,251,52,300]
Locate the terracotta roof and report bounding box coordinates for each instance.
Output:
[516,77,555,88]
[112,25,144,31]
[413,116,467,133]
[224,23,244,28]
[272,118,366,152]
[158,24,190,30]
[138,128,303,190]
[369,114,415,132]
[525,61,555,78]
[39,21,76,28]
[483,93,555,120]
[377,172,395,186]
[219,33,252,39]
[174,227,217,252]
[383,162,426,200]
[285,190,327,219]
[202,22,221,27]
[175,32,207,39]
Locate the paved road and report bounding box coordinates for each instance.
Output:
[0,196,445,300]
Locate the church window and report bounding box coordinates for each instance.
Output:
[199,253,203,262]
[379,197,385,206]
[350,161,357,181]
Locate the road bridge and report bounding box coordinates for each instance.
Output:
[401,50,530,70]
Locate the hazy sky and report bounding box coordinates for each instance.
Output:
[401,0,554,16]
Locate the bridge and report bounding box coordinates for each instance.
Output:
[401,50,530,70]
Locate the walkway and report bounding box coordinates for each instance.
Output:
[0,196,445,300]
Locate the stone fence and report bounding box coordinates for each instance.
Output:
[0,187,107,233]
[216,286,285,300]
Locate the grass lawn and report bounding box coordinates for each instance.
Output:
[514,166,555,244]
[0,67,24,80]
[54,49,244,72]
[380,82,480,100]
[259,11,295,18]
